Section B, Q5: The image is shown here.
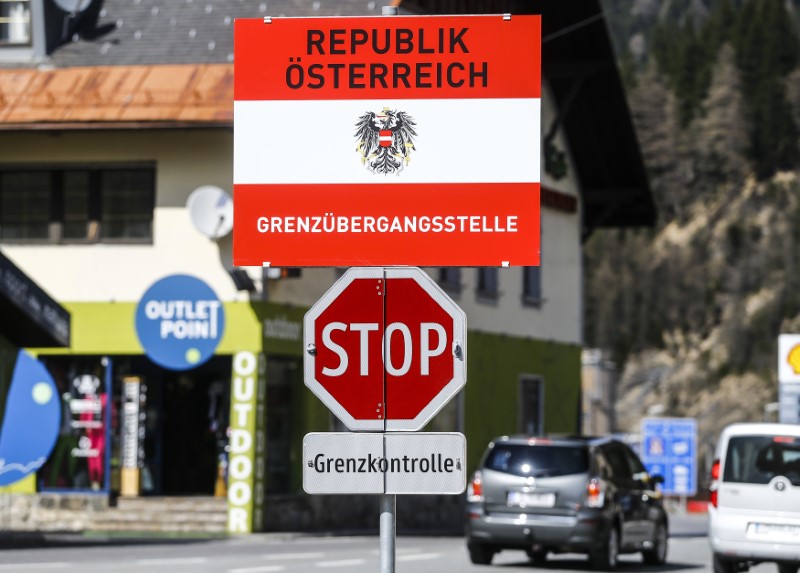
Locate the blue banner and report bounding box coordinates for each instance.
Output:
[0,350,61,486]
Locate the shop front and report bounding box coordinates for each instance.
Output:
[21,273,267,532]
[0,250,71,499]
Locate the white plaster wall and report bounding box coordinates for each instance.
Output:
[0,129,260,304]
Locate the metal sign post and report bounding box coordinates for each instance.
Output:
[302,431,467,572]
[380,494,395,573]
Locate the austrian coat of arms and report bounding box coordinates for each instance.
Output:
[354,108,418,174]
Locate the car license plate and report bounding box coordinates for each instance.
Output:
[748,523,800,541]
[507,491,555,508]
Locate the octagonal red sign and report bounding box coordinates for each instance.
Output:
[304,268,467,431]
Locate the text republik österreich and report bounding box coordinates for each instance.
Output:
[284,27,489,90]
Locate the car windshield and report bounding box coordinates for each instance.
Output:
[723,435,800,486]
[484,444,589,477]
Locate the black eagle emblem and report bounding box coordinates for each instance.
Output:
[355,107,418,174]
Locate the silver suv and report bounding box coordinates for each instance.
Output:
[465,435,668,569]
[708,423,800,573]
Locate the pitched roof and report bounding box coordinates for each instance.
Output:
[0,1,391,127]
[0,64,232,128]
[47,0,387,68]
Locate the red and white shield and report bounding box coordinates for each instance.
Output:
[379,130,393,147]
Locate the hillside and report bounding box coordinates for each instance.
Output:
[587,0,800,473]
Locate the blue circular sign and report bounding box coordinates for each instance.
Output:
[135,275,225,371]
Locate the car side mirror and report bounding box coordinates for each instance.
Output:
[650,474,665,485]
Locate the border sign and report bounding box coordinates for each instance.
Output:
[303,432,466,494]
[233,15,541,267]
[639,417,697,497]
[304,267,466,431]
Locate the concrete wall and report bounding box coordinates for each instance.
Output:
[0,493,107,532]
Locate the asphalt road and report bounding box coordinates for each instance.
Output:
[0,513,780,573]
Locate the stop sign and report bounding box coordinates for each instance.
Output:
[304,267,467,431]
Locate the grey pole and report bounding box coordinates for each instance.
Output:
[380,7,398,573]
[380,494,396,573]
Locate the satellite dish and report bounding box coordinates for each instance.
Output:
[52,0,94,13]
[187,186,234,239]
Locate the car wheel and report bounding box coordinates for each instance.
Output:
[590,525,619,570]
[468,544,495,565]
[642,520,668,565]
[778,564,799,573]
[712,553,737,573]
[526,548,547,565]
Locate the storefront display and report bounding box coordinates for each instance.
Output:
[39,357,110,492]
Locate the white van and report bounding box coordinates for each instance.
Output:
[708,423,800,573]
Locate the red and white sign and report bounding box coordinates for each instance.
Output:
[233,15,541,267]
[304,268,467,431]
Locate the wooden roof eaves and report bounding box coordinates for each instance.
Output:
[0,121,233,131]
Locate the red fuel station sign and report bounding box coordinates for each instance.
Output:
[233,14,541,267]
[304,268,467,431]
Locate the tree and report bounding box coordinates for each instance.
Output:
[734,0,800,178]
[697,43,749,181]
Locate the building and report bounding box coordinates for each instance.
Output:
[0,0,654,533]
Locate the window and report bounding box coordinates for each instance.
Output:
[476,267,498,301]
[484,444,588,477]
[724,435,800,486]
[523,266,542,305]
[519,375,544,435]
[438,267,461,293]
[0,1,31,45]
[0,165,155,244]
[602,444,633,480]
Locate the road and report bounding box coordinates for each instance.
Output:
[0,514,781,573]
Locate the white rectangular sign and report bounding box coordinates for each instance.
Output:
[233,15,542,268]
[303,432,466,495]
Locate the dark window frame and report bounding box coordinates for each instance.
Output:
[0,163,156,245]
[523,265,542,307]
[518,374,544,435]
[438,267,462,294]
[0,0,32,47]
[476,267,499,303]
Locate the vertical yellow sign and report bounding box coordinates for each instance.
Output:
[227,351,265,533]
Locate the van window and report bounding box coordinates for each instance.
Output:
[484,444,589,477]
[723,435,800,486]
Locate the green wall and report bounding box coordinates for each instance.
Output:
[464,332,582,473]
[31,301,263,356]
[260,302,326,493]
